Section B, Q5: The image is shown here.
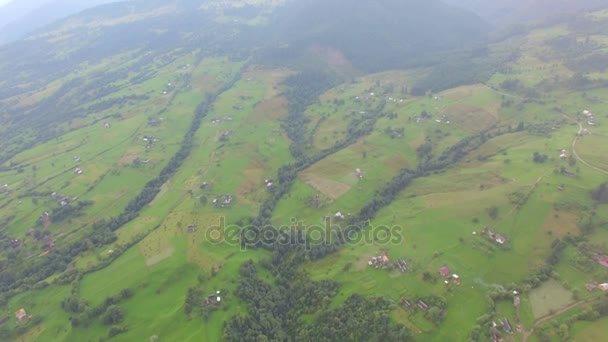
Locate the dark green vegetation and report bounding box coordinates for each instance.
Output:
[1,0,608,341]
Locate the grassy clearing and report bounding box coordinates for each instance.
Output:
[528,280,574,319]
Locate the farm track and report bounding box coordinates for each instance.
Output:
[494,175,544,228]
[521,296,597,342]
[572,123,608,175]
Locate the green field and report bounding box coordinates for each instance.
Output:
[2,2,608,342]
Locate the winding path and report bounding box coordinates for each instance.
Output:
[571,123,608,175]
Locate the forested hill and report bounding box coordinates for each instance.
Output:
[267,0,490,71]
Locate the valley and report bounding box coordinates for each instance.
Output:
[0,0,607,341]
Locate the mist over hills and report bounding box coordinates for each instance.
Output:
[443,0,607,25]
[0,0,121,44]
[267,0,489,71]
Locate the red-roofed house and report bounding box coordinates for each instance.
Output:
[439,266,450,277]
[382,255,389,263]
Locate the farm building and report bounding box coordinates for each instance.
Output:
[593,254,608,268]
[486,228,507,245]
[15,308,28,322]
[586,283,597,291]
[500,317,513,334]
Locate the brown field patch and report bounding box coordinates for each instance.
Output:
[236,159,265,199]
[410,132,427,151]
[543,210,580,237]
[310,44,353,68]
[300,173,351,200]
[439,84,487,101]
[242,67,294,97]
[445,103,498,132]
[384,154,409,171]
[118,150,140,166]
[250,95,288,121]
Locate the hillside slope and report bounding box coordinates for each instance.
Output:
[267,0,489,71]
[0,0,121,44]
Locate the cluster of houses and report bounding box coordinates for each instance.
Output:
[585,282,608,292]
[211,117,233,124]
[582,110,597,126]
[143,135,160,148]
[434,114,451,125]
[367,252,408,272]
[368,253,390,269]
[481,227,508,245]
[353,91,405,105]
[52,193,73,207]
[162,82,174,95]
[212,194,233,207]
[204,290,222,306]
[439,266,461,285]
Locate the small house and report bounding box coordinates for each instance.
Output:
[599,283,608,291]
[439,266,450,277]
[15,308,28,322]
